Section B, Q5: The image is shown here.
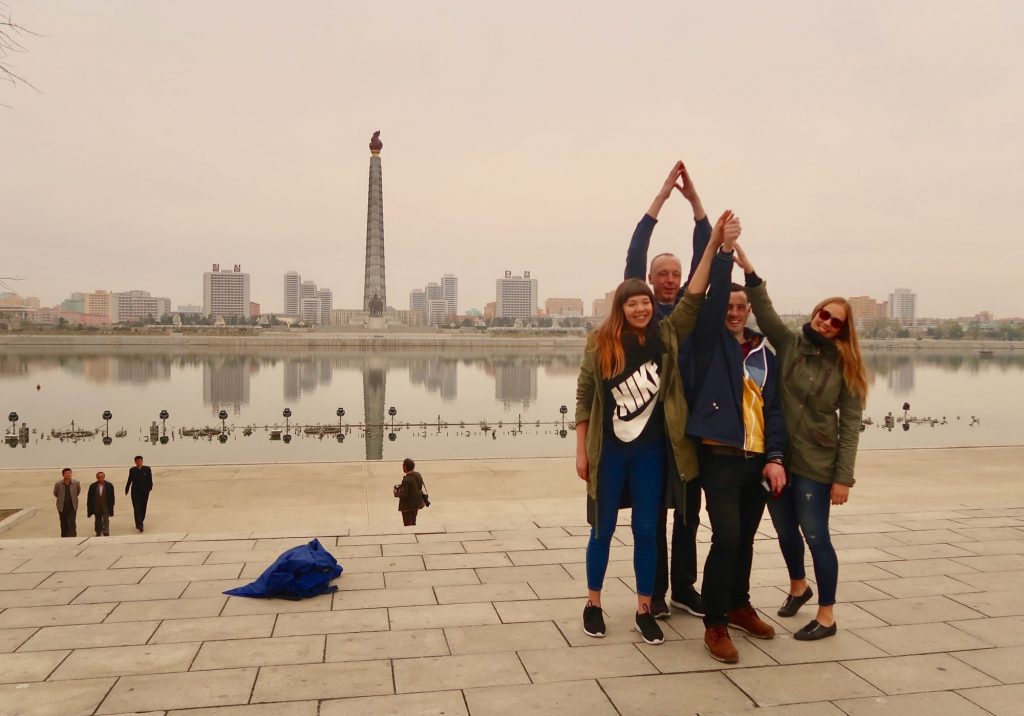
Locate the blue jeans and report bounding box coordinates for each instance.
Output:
[767,472,838,605]
[586,435,664,597]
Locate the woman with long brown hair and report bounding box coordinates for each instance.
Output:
[575,210,738,644]
[733,243,868,640]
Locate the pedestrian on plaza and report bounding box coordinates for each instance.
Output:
[396,458,426,526]
[86,471,116,537]
[575,208,736,645]
[621,160,711,620]
[684,223,787,664]
[125,455,154,533]
[734,243,868,641]
[53,467,81,538]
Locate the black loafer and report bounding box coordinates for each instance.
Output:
[777,587,813,617]
[793,619,837,641]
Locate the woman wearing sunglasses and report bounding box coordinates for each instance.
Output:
[731,244,868,641]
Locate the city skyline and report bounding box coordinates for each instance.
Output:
[3,3,1024,318]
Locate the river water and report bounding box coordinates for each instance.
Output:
[1,346,1020,469]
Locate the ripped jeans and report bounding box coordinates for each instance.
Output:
[767,472,838,606]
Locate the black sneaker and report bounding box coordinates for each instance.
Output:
[669,589,705,617]
[650,596,671,620]
[583,602,606,638]
[635,607,665,645]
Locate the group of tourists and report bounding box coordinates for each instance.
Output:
[575,162,867,661]
[54,456,155,537]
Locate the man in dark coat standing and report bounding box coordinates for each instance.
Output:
[125,455,153,532]
[87,471,115,536]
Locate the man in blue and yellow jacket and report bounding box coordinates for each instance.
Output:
[685,229,788,664]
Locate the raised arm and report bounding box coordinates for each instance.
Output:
[685,210,736,297]
[734,243,794,349]
[677,163,712,285]
[690,249,737,383]
[624,162,683,280]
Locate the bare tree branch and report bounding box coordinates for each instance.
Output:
[0,275,26,292]
[1,2,41,104]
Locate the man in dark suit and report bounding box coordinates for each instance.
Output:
[87,471,115,536]
[53,467,81,537]
[125,455,153,532]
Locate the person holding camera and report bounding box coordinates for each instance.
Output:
[396,458,427,526]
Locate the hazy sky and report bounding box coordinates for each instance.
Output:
[3,1,1023,318]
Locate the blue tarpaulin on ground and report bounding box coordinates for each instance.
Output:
[224,538,342,599]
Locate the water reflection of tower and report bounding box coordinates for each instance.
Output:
[81,357,113,384]
[408,357,457,401]
[492,359,538,409]
[203,357,252,415]
[283,359,333,401]
[363,357,386,460]
[114,359,171,385]
[887,362,915,394]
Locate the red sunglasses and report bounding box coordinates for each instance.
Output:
[817,307,847,330]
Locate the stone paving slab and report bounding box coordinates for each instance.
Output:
[0,455,1022,715]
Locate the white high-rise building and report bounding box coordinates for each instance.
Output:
[888,288,917,324]
[409,288,426,312]
[496,271,538,319]
[425,282,442,302]
[441,274,458,318]
[203,265,250,319]
[427,299,448,326]
[111,290,171,323]
[301,297,320,325]
[318,289,333,326]
[301,280,317,303]
[283,271,301,316]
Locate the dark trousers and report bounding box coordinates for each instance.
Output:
[131,491,150,530]
[59,509,77,537]
[402,510,418,526]
[94,513,110,536]
[700,450,768,627]
[654,476,701,600]
[768,472,838,605]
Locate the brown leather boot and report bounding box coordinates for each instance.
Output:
[704,625,739,663]
[727,605,776,639]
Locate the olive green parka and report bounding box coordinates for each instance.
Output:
[746,282,863,486]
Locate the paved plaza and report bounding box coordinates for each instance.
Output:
[1,448,1022,715]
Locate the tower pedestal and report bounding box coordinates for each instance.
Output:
[367,316,386,331]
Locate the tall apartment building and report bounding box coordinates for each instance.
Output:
[496,272,538,319]
[544,297,584,317]
[202,265,251,319]
[317,289,333,325]
[888,288,917,324]
[112,290,172,323]
[848,296,888,326]
[62,293,87,313]
[301,297,321,325]
[427,299,449,326]
[283,271,301,316]
[301,280,318,304]
[409,288,426,312]
[441,274,458,318]
[425,282,442,302]
[85,290,112,319]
